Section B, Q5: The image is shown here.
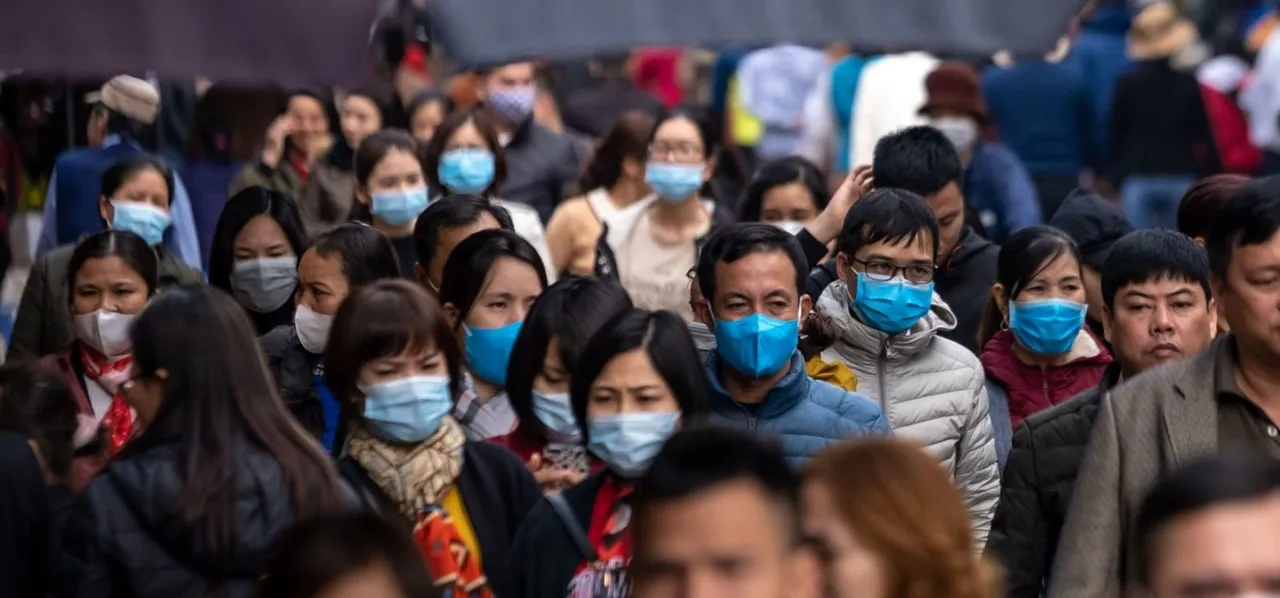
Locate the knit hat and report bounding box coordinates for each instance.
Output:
[97,76,160,124]
[918,61,988,122]
[1128,2,1198,60]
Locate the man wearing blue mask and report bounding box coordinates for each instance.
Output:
[815,188,999,548]
[695,223,890,469]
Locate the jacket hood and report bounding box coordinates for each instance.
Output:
[1085,8,1132,34]
[817,281,957,364]
[705,351,810,419]
[1048,188,1133,268]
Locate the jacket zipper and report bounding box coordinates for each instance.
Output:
[877,342,889,414]
[732,399,757,432]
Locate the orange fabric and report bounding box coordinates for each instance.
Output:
[413,504,492,597]
[806,356,858,392]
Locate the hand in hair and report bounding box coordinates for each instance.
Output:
[806,164,874,245]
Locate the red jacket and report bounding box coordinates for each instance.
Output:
[981,330,1113,427]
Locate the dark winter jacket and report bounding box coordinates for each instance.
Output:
[260,325,325,443]
[935,227,999,354]
[1109,60,1223,182]
[500,118,584,223]
[988,364,1121,598]
[500,473,608,598]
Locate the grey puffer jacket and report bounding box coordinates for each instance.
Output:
[818,281,1000,548]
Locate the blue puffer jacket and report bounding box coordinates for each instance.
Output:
[707,351,891,468]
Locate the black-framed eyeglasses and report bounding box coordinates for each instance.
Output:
[850,257,936,284]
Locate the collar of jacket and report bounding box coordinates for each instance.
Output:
[937,226,994,279]
[704,350,810,419]
[816,280,956,366]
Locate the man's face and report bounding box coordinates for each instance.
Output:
[1141,494,1280,598]
[422,214,501,290]
[484,62,537,94]
[1104,276,1217,378]
[836,232,936,290]
[631,479,819,598]
[702,249,810,327]
[925,182,965,262]
[1215,229,1280,361]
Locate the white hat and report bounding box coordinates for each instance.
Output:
[96,75,160,124]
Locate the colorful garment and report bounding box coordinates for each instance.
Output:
[78,342,134,455]
[567,477,634,598]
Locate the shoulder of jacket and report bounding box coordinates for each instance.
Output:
[924,336,985,374]
[810,381,881,419]
[464,440,528,476]
[1022,387,1103,431]
[259,325,297,356]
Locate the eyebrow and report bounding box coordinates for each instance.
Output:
[865,253,932,266]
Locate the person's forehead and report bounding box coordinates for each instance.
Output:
[854,234,933,259]
[1113,274,1206,300]
[637,479,792,549]
[926,182,964,213]
[714,250,798,288]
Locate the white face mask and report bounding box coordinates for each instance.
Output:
[294,304,333,355]
[769,220,807,235]
[453,381,519,441]
[74,309,136,358]
[931,117,979,150]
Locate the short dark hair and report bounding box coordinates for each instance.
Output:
[872,126,963,198]
[67,230,160,301]
[209,187,309,296]
[1206,176,1280,280]
[977,226,1080,347]
[506,277,634,444]
[412,194,515,273]
[696,223,808,303]
[0,362,78,478]
[647,111,718,162]
[324,280,463,410]
[737,156,830,222]
[438,229,548,328]
[257,512,440,598]
[407,89,453,125]
[309,223,402,290]
[1135,452,1280,584]
[631,426,802,567]
[101,154,176,208]
[1101,229,1212,310]
[423,106,509,198]
[836,188,940,258]
[1178,174,1249,240]
[570,309,711,443]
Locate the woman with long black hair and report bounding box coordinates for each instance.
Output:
[209,187,309,335]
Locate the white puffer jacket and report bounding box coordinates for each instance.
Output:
[818,281,1000,548]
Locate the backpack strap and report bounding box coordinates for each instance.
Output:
[548,493,596,562]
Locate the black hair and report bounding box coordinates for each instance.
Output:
[1101,229,1212,310]
[309,223,403,290]
[0,362,78,478]
[127,286,343,560]
[835,188,940,258]
[104,108,149,141]
[696,223,808,304]
[737,156,830,222]
[1206,176,1280,281]
[569,309,712,443]
[257,512,440,598]
[208,187,308,296]
[1135,452,1280,584]
[872,126,964,198]
[66,230,160,301]
[423,106,509,198]
[506,277,634,444]
[100,154,176,208]
[977,226,1081,347]
[1178,174,1249,240]
[354,128,420,187]
[579,111,657,192]
[632,426,802,567]
[438,228,548,327]
[412,194,515,277]
[407,89,453,125]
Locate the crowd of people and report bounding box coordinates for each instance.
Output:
[3,0,1280,597]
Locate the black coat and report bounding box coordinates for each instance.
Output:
[500,118,584,223]
[988,364,1121,597]
[934,226,999,354]
[500,474,607,598]
[340,441,541,591]
[260,325,325,443]
[1108,60,1222,181]
[0,432,61,598]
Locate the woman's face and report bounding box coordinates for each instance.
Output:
[288,95,329,151]
[648,117,711,174]
[1004,253,1086,310]
[234,214,295,262]
[444,118,490,153]
[358,342,450,388]
[460,256,542,331]
[411,99,446,145]
[99,167,171,224]
[760,182,819,223]
[801,479,887,598]
[585,348,679,419]
[532,336,570,395]
[71,256,149,316]
[296,248,349,316]
[359,148,425,205]
[340,95,383,151]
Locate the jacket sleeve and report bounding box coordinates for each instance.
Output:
[8,255,50,361]
[1047,392,1125,598]
[989,423,1051,598]
[957,380,1000,551]
[499,501,554,598]
[991,148,1043,234]
[59,488,113,598]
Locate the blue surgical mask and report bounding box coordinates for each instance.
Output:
[111,200,171,246]
[464,321,523,386]
[713,309,799,378]
[851,273,935,335]
[645,162,703,202]
[1009,298,1087,355]
[532,390,580,443]
[587,412,680,477]
[360,375,454,443]
[438,148,496,195]
[371,186,429,226]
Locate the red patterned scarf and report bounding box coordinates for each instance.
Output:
[78,342,135,456]
[568,477,634,597]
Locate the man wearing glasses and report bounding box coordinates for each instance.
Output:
[814,188,1000,550]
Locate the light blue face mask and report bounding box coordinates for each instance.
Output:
[851,273,935,335]
[438,148,496,195]
[713,309,800,378]
[371,186,429,226]
[587,412,680,478]
[1009,298,1087,355]
[532,390,580,443]
[111,200,172,246]
[464,321,523,386]
[359,375,454,443]
[645,162,703,202]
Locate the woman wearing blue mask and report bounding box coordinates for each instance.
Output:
[324,279,540,597]
[423,107,557,281]
[10,155,202,361]
[978,226,1113,464]
[493,276,633,494]
[501,308,711,598]
[208,187,308,335]
[597,111,728,322]
[439,229,548,441]
[350,129,429,280]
